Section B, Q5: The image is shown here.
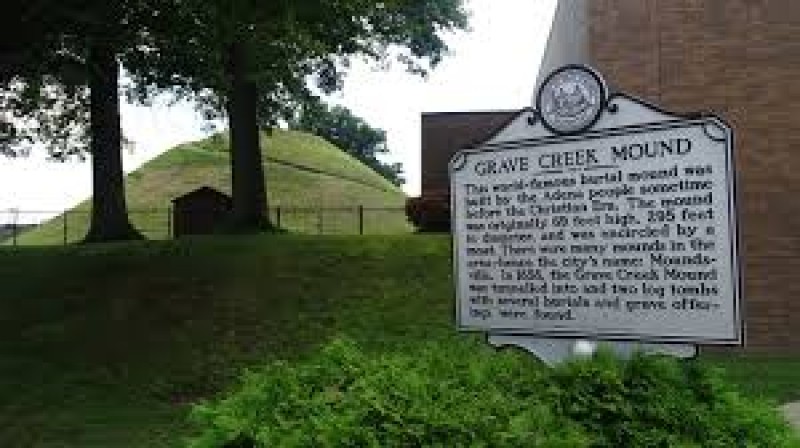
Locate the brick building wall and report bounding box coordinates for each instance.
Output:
[590,0,800,352]
[420,111,518,198]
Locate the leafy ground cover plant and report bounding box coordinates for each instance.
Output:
[548,349,799,447]
[186,339,799,448]
[186,339,588,447]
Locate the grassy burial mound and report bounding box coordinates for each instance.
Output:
[16,130,410,245]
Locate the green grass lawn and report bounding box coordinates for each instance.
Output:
[14,130,409,245]
[703,353,800,403]
[0,235,797,447]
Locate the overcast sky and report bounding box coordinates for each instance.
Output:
[0,0,557,223]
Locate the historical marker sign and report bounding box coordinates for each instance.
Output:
[451,65,742,345]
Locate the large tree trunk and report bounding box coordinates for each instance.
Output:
[83,40,141,243]
[225,41,270,232]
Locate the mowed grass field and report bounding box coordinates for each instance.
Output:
[0,234,798,447]
[14,130,410,245]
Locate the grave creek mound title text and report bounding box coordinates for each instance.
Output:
[473,137,692,175]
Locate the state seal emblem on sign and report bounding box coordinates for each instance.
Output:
[536,65,607,134]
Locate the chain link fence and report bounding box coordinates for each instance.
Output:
[0,206,411,246]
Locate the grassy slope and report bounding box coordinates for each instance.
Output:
[1,235,799,447]
[16,130,409,245]
[0,235,454,447]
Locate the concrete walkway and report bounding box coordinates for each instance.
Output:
[781,402,800,432]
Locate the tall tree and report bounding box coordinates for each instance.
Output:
[131,0,468,231]
[1,0,173,242]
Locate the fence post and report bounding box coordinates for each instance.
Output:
[63,211,68,245]
[276,206,281,229]
[358,205,364,235]
[166,207,172,239]
[317,208,323,234]
[12,208,18,247]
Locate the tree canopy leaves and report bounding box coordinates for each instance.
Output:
[125,0,469,132]
[0,0,172,159]
[290,101,405,186]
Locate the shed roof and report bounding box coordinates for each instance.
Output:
[172,186,231,203]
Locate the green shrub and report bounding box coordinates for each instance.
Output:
[405,195,450,233]
[185,339,799,448]
[547,349,799,447]
[186,339,588,447]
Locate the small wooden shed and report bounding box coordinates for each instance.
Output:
[171,187,232,238]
